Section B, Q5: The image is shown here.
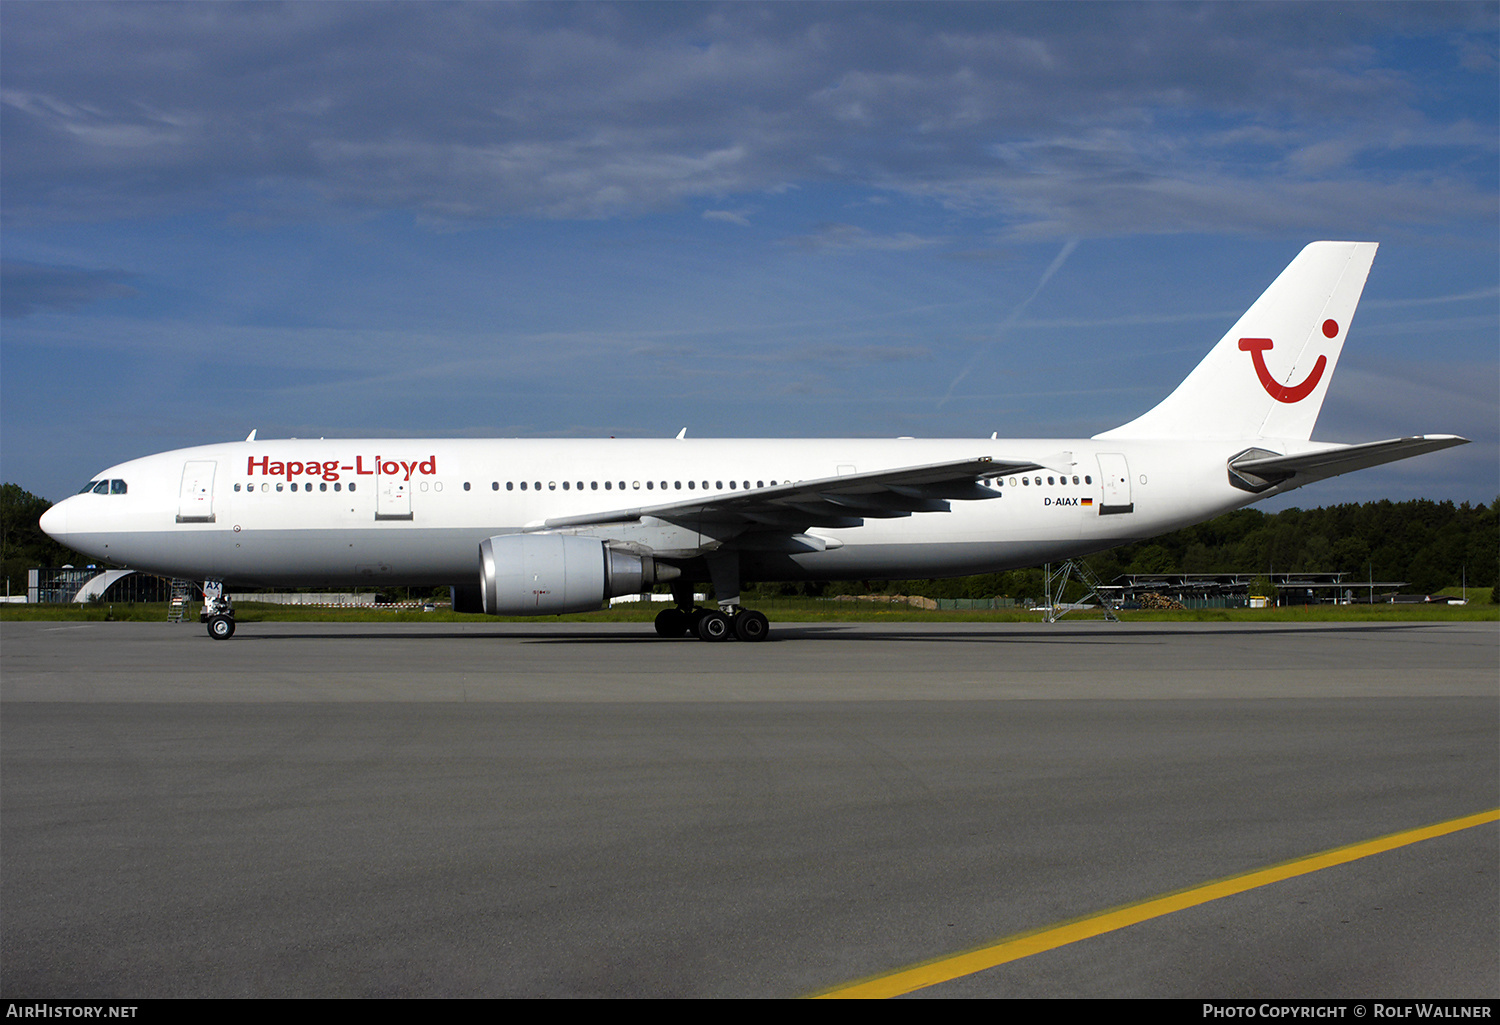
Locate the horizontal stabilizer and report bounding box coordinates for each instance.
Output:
[1228,435,1468,494]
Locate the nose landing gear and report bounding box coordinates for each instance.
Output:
[199,580,236,640]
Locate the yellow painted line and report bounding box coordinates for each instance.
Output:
[814,808,1500,999]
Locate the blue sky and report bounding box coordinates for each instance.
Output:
[3,1,1496,507]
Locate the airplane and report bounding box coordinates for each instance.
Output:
[39,241,1467,641]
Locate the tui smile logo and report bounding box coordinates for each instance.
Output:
[1238,319,1337,403]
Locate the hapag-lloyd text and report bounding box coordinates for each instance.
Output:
[247,455,437,482]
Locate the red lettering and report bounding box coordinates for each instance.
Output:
[419,456,436,475]
[248,456,268,475]
[381,461,399,476]
[356,456,374,475]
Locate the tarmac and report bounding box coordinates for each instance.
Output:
[2,619,1496,997]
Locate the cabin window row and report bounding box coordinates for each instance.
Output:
[235,482,359,493]
[501,479,778,492]
[1010,475,1091,487]
[231,479,788,495]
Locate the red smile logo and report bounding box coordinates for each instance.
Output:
[1238,320,1336,403]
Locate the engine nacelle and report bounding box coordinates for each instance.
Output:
[479,533,664,615]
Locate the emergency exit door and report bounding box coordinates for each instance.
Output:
[375,477,413,521]
[1096,453,1134,515]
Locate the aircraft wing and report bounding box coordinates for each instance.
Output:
[1229,435,1468,493]
[536,455,1040,535]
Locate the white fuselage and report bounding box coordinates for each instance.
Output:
[42,435,1272,589]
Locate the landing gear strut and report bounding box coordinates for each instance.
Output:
[652,557,770,642]
[199,580,236,640]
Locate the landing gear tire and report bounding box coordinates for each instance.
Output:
[207,615,235,640]
[654,607,690,637]
[733,609,770,642]
[695,610,732,642]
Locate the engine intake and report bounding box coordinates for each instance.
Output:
[479,533,667,615]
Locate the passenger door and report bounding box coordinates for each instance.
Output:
[176,461,216,523]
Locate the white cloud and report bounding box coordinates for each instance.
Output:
[2,3,1493,237]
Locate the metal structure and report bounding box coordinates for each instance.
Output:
[1042,559,1120,623]
[1111,572,1407,606]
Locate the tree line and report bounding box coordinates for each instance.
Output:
[758,497,1500,603]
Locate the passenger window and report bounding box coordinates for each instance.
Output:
[321,482,328,492]
[464,482,471,491]
[234,483,241,492]
[534,482,541,491]
[549,482,557,491]
[728,481,736,490]
[675,481,682,490]
[688,481,695,489]
[562,481,569,490]
[349,483,356,492]
[276,483,284,492]
[1085,475,1092,484]
[291,483,298,492]
[1022,478,1029,486]
[646,481,654,490]
[632,481,640,490]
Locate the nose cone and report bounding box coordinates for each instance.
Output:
[39,501,67,541]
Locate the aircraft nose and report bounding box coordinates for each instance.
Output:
[39,501,67,540]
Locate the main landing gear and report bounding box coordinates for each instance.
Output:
[199,580,236,640]
[654,604,770,642]
[653,562,770,642]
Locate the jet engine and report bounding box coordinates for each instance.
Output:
[479,533,672,615]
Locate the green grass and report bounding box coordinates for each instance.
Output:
[3,597,1495,624]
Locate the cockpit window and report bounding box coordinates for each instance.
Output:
[79,479,127,494]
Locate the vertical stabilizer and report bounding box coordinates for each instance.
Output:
[1096,241,1377,441]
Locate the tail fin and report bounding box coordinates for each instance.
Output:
[1096,241,1378,441]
